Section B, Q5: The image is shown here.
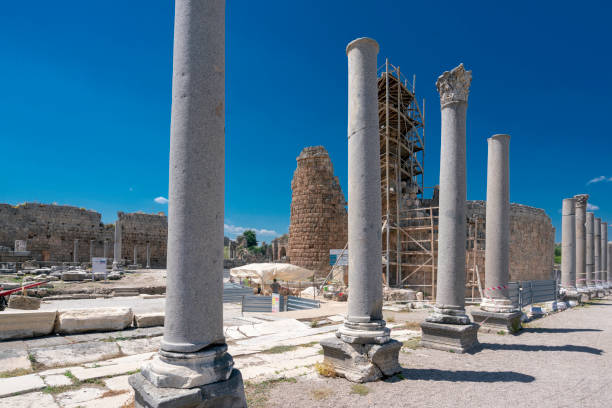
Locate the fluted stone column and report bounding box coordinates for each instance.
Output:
[472,135,521,332]
[594,217,602,294]
[602,223,608,290]
[559,198,580,303]
[320,37,401,383]
[574,195,588,293]
[73,239,78,263]
[146,242,151,269]
[112,217,122,271]
[129,1,245,406]
[421,64,478,352]
[586,212,595,294]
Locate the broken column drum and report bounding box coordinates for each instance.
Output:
[471,134,521,332]
[129,0,246,407]
[574,195,588,292]
[112,218,122,271]
[420,64,479,353]
[559,198,580,301]
[320,37,401,384]
[586,212,595,291]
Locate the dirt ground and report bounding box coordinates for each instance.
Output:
[43,269,167,294]
[255,299,612,408]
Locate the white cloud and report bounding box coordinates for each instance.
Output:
[587,176,609,185]
[587,203,599,211]
[154,196,169,205]
[224,224,277,238]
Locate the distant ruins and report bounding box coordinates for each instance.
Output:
[288,146,348,275]
[0,203,167,267]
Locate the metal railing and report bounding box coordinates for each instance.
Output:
[286,296,320,311]
[240,294,320,313]
[507,279,557,309]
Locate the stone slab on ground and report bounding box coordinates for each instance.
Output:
[29,341,121,368]
[56,387,105,407]
[0,391,59,407]
[72,391,133,408]
[0,310,57,341]
[134,312,164,328]
[117,336,160,355]
[72,352,155,381]
[43,373,73,387]
[55,307,134,334]
[104,374,131,391]
[0,373,46,397]
[0,348,32,374]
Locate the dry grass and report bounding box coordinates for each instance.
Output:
[262,345,298,354]
[311,387,334,401]
[403,321,422,330]
[402,337,421,351]
[350,384,370,396]
[314,361,336,378]
[101,389,129,398]
[245,377,297,408]
[0,368,33,378]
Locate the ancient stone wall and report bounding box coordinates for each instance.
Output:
[271,234,288,261]
[118,212,167,268]
[288,146,348,276]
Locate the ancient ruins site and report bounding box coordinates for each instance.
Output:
[1,2,611,408]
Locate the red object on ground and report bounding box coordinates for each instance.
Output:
[0,280,48,297]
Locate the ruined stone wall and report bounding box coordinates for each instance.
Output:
[118,212,167,268]
[0,203,114,262]
[465,201,555,287]
[288,146,348,276]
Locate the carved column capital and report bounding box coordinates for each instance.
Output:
[436,63,472,108]
[574,194,589,208]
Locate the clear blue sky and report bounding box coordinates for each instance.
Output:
[1,1,611,242]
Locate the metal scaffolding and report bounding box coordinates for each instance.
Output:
[378,59,427,290]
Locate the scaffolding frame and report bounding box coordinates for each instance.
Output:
[378,59,427,289]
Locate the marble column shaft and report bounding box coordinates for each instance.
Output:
[574,195,588,289]
[602,223,608,286]
[133,246,138,265]
[103,240,108,260]
[429,64,472,324]
[113,219,122,266]
[594,217,601,285]
[146,242,151,269]
[338,37,387,344]
[89,239,94,261]
[482,134,513,311]
[73,239,78,263]
[608,242,612,285]
[586,212,594,288]
[560,198,576,290]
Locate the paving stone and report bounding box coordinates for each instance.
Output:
[0,373,45,397]
[104,374,131,391]
[72,352,155,381]
[23,336,70,348]
[43,373,73,387]
[0,391,59,407]
[116,336,160,355]
[30,341,121,368]
[68,391,133,408]
[0,348,32,374]
[56,387,105,406]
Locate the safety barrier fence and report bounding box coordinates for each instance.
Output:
[507,279,557,309]
[241,295,320,313]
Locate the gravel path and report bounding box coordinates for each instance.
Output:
[265,300,612,408]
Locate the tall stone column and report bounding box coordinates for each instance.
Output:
[89,239,95,262]
[586,212,595,295]
[594,217,602,294]
[129,1,245,406]
[146,242,151,269]
[471,135,521,333]
[320,37,401,383]
[608,242,612,289]
[73,239,79,263]
[421,64,479,352]
[112,217,122,271]
[558,198,580,303]
[103,239,108,260]
[133,245,138,266]
[574,195,588,294]
[602,223,608,290]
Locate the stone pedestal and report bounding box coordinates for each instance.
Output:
[471,310,521,334]
[130,0,245,406]
[420,64,479,352]
[320,337,401,383]
[321,37,399,383]
[420,321,479,353]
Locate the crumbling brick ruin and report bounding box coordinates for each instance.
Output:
[0,203,167,267]
[271,234,288,261]
[288,146,348,275]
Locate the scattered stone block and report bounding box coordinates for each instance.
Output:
[0,310,57,340]
[134,312,165,328]
[55,307,134,334]
[0,373,46,397]
[420,321,479,353]
[61,272,87,281]
[383,288,416,301]
[8,295,41,310]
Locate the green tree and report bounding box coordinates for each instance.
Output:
[243,230,257,248]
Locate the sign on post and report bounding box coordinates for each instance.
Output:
[329,249,348,266]
[271,293,280,313]
[92,257,107,281]
[14,240,27,252]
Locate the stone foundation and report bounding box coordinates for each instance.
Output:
[420,322,479,353]
[320,337,401,383]
[471,310,521,334]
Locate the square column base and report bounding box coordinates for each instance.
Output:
[420,322,479,353]
[320,337,401,383]
[129,369,246,408]
[471,310,522,334]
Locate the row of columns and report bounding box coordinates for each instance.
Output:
[561,194,611,300]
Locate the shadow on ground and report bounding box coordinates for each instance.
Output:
[387,368,535,383]
[479,343,602,355]
[522,328,602,334]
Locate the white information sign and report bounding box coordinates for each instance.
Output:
[329,249,348,266]
[92,257,107,274]
[14,240,27,252]
[271,293,280,313]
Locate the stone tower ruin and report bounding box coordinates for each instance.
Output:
[288,146,348,275]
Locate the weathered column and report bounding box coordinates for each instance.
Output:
[129,1,245,406]
[602,223,608,290]
[471,135,521,332]
[73,239,79,263]
[608,242,612,289]
[320,37,401,383]
[112,217,122,271]
[146,242,151,269]
[594,217,602,294]
[103,239,108,260]
[558,198,580,304]
[574,195,588,294]
[421,63,479,352]
[133,245,138,266]
[586,212,595,295]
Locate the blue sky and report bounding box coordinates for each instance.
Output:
[1,1,611,242]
